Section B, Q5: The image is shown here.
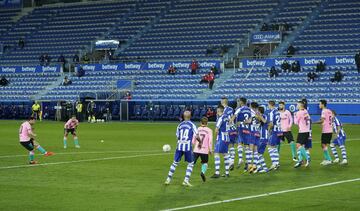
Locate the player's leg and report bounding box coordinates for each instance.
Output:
[228,143,235,170]
[211,141,221,178]
[63,129,69,148]
[285,131,297,161]
[294,133,309,168]
[33,139,54,156]
[20,140,37,164]
[72,130,80,148]
[223,152,230,177]
[330,139,339,163]
[320,133,332,165]
[237,134,244,167]
[251,145,259,173]
[183,151,194,186]
[268,134,280,170]
[200,153,209,182]
[339,136,348,165]
[165,150,181,185]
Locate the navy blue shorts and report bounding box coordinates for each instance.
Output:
[249,132,260,145]
[229,133,237,144]
[269,131,283,146]
[215,140,229,154]
[333,136,346,146]
[174,150,193,163]
[305,138,312,149]
[238,130,251,145]
[258,138,268,154]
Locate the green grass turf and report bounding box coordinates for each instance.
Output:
[0,120,359,211]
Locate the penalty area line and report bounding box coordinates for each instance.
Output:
[0,152,167,170]
[161,178,360,211]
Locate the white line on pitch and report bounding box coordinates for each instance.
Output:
[0,153,168,170]
[161,178,360,211]
[0,149,163,159]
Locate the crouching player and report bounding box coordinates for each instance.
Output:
[211,105,231,178]
[64,115,80,149]
[254,106,269,173]
[294,101,311,168]
[192,117,213,182]
[330,111,348,165]
[165,111,198,187]
[19,117,54,164]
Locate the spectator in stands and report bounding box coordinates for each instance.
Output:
[269,66,279,78]
[58,54,66,71]
[200,73,209,84]
[205,107,215,121]
[281,60,291,73]
[261,23,268,31]
[167,65,176,75]
[208,71,215,90]
[331,71,344,83]
[124,91,132,100]
[189,59,199,75]
[287,45,296,57]
[62,76,72,86]
[355,51,360,73]
[73,54,80,63]
[316,61,326,72]
[76,66,85,78]
[206,45,214,56]
[44,54,51,66]
[39,54,46,66]
[82,54,90,64]
[307,71,318,82]
[291,61,301,72]
[18,38,25,49]
[210,65,219,75]
[0,76,9,86]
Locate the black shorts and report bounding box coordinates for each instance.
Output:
[281,131,294,143]
[297,132,310,145]
[64,128,76,136]
[193,152,209,164]
[321,133,332,144]
[20,138,35,151]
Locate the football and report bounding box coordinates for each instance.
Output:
[162,144,171,152]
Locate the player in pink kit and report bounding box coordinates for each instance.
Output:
[316,100,333,165]
[279,101,297,161]
[64,115,80,149]
[19,117,54,164]
[293,101,311,168]
[192,117,213,182]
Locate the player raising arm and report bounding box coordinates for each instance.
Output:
[19,117,54,164]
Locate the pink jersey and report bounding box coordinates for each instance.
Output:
[64,119,79,129]
[294,109,310,133]
[280,110,293,132]
[321,108,333,133]
[19,121,32,142]
[192,126,213,154]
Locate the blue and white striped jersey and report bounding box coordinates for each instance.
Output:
[333,117,346,137]
[268,108,282,132]
[176,120,198,151]
[223,106,234,118]
[234,106,251,131]
[250,109,261,133]
[216,114,229,142]
[260,114,269,139]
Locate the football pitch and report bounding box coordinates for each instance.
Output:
[0,120,359,211]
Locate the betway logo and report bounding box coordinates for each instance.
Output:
[336,57,355,64]
[125,63,141,70]
[102,64,117,70]
[42,66,57,72]
[82,65,96,71]
[304,58,326,65]
[1,67,16,73]
[246,60,266,67]
[274,59,296,66]
[199,61,217,68]
[22,67,36,72]
[148,63,165,69]
[172,62,189,68]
